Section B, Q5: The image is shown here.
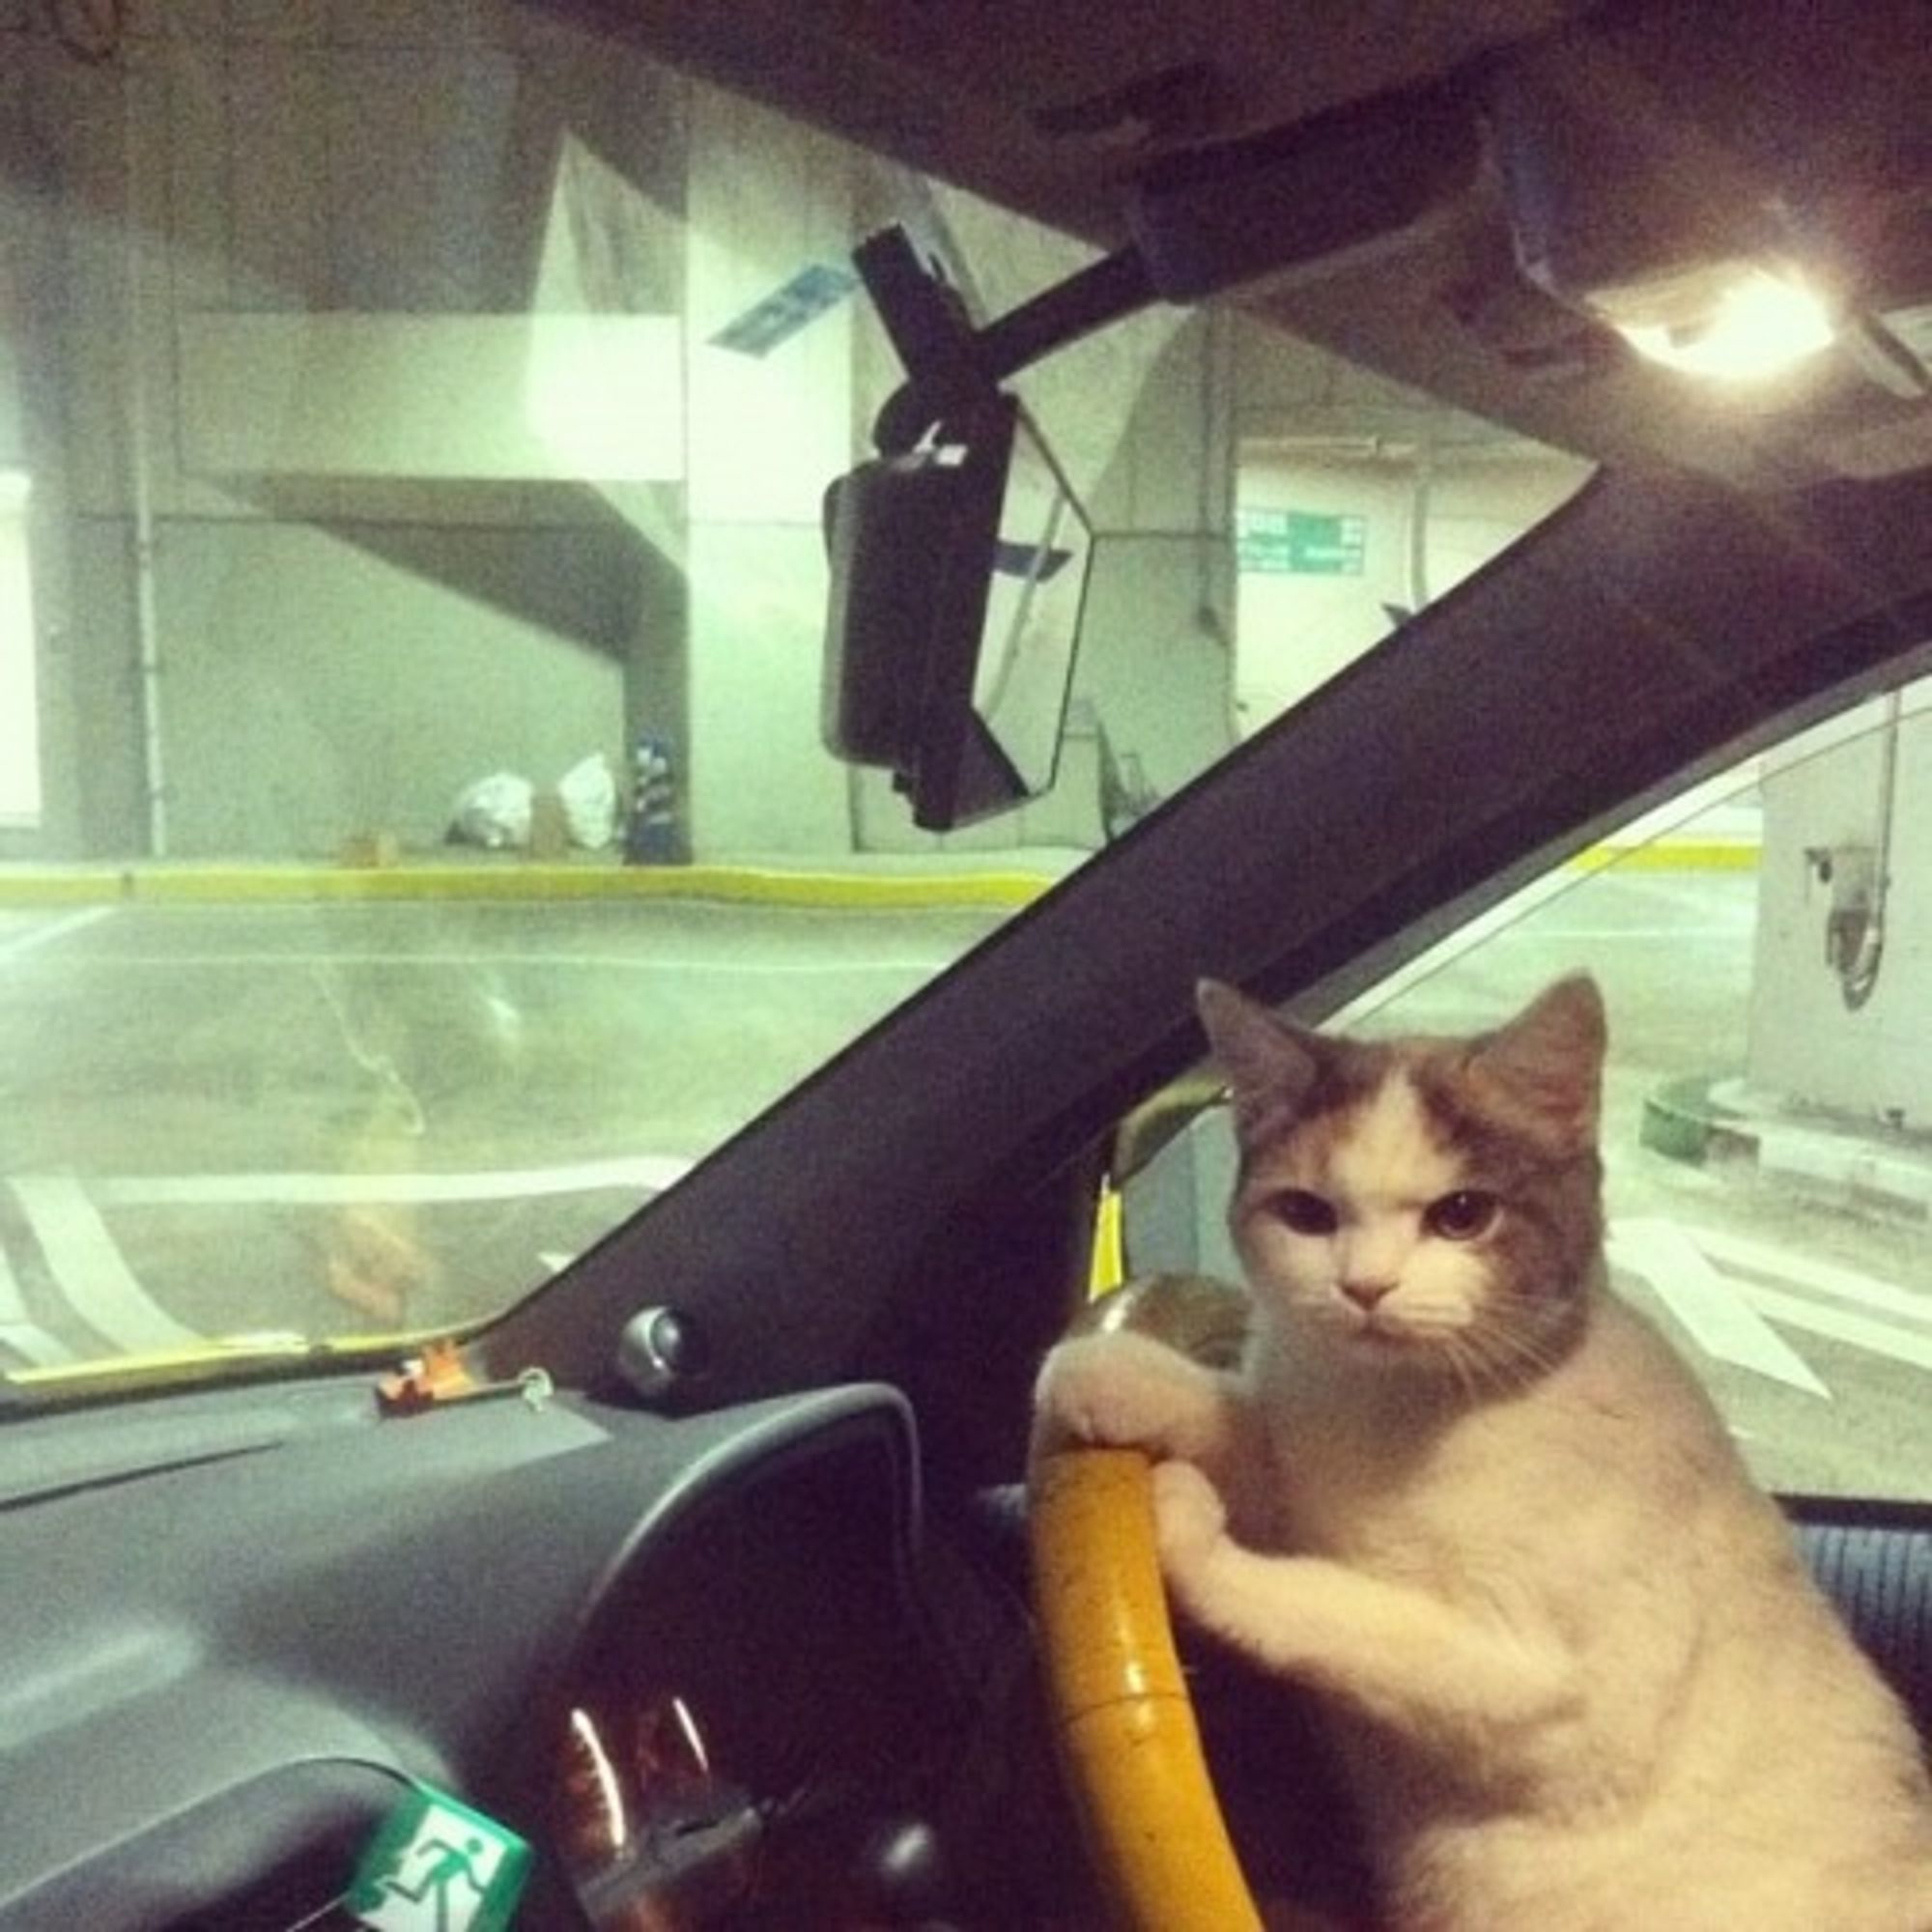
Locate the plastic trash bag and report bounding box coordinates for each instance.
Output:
[556,753,618,850]
[449,771,534,849]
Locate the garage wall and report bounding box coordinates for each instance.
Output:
[156,520,631,857]
[5,2,1501,870]
[1235,446,1591,734]
[0,469,40,830]
[4,5,678,861]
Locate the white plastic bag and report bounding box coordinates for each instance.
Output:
[449,771,534,849]
[556,753,618,850]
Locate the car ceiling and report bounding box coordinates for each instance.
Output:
[544,0,1932,490]
[542,0,1588,237]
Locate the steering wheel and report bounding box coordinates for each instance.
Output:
[1027,1275,1264,1932]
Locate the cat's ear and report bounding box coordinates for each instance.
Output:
[1469,973,1605,1151]
[1196,979,1320,1144]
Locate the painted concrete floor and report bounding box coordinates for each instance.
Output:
[0,892,1011,1362]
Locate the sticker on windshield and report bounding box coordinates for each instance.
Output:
[343,1783,530,1932]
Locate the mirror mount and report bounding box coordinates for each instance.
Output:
[860,230,1156,457]
[861,76,1482,453]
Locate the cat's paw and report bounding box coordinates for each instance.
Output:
[1151,1457,1228,1582]
[1033,1331,1206,1456]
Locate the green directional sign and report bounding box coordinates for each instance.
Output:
[1237,508,1367,576]
[344,1782,531,1932]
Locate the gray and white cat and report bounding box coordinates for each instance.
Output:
[1036,974,1932,1930]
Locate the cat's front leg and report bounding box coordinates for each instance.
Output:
[1033,1330,1248,1485]
[1151,1462,1581,1767]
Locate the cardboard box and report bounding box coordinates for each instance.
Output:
[339,830,401,868]
[526,787,569,860]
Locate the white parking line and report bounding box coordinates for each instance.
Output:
[3,1158,691,1363]
[92,1152,694,1207]
[1607,1217,1829,1396]
[0,1243,76,1368]
[9,1177,205,1354]
[38,950,957,978]
[1687,1229,1932,1329]
[1611,1214,1932,1392]
[0,905,114,964]
[1739,1287,1932,1375]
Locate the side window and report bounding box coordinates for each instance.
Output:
[1123,670,1932,1501]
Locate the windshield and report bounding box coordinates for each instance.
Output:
[0,5,1591,1394]
[6,2,1932,1512]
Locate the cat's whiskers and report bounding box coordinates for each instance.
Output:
[1459,1315,1565,1395]
[1435,1328,1488,1406]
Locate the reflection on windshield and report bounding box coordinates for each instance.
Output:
[0,2,1583,1389]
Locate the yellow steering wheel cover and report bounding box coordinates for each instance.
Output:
[1028,1277,1262,1931]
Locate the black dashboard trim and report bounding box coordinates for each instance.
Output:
[0,1377,923,1930]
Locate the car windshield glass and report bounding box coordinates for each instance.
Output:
[3,7,1584,1395]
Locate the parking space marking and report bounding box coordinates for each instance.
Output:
[1612,1215,1932,1393]
[1738,1287,1932,1376]
[0,1243,77,1368]
[1607,1217,1830,1396]
[0,905,114,965]
[1,1159,692,1363]
[48,950,960,978]
[1687,1229,1932,1330]
[9,1177,205,1355]
[93,1153,694,1208]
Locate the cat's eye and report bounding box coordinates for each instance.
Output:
[1269,1189,1339,1236]
[1425,1189,1499,1240]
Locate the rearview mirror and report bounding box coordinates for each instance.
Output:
[821,394,1093,832]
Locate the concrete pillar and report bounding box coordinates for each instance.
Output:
[1747,684,1932,1132]
[680,86,858,858]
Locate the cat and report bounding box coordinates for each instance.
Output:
[1035,974,1932,1930]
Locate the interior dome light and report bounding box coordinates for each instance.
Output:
[1597,263,1836,382]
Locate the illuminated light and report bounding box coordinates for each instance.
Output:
[1604,265,1836,383]
[570,1708,629,1849]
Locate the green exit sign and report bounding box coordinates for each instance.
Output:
[1237,508,1367,576]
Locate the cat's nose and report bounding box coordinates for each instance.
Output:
[1339,1277,1397,1311]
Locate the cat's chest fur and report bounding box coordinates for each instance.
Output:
[1235,1278,1929,1924]
[1252,1283,1728,1575]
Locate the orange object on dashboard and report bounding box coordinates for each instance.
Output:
[375,1340,477,1414]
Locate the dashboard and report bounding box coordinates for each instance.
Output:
[0,1375,1049,1929]
[549,1406,1001,1925]
[9,1357,1918,1928]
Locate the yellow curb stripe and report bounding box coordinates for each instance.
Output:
[0,864,1055,911]
[1566,839,1760,874]
[0,870,128,905]
[0,838,1756,913]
